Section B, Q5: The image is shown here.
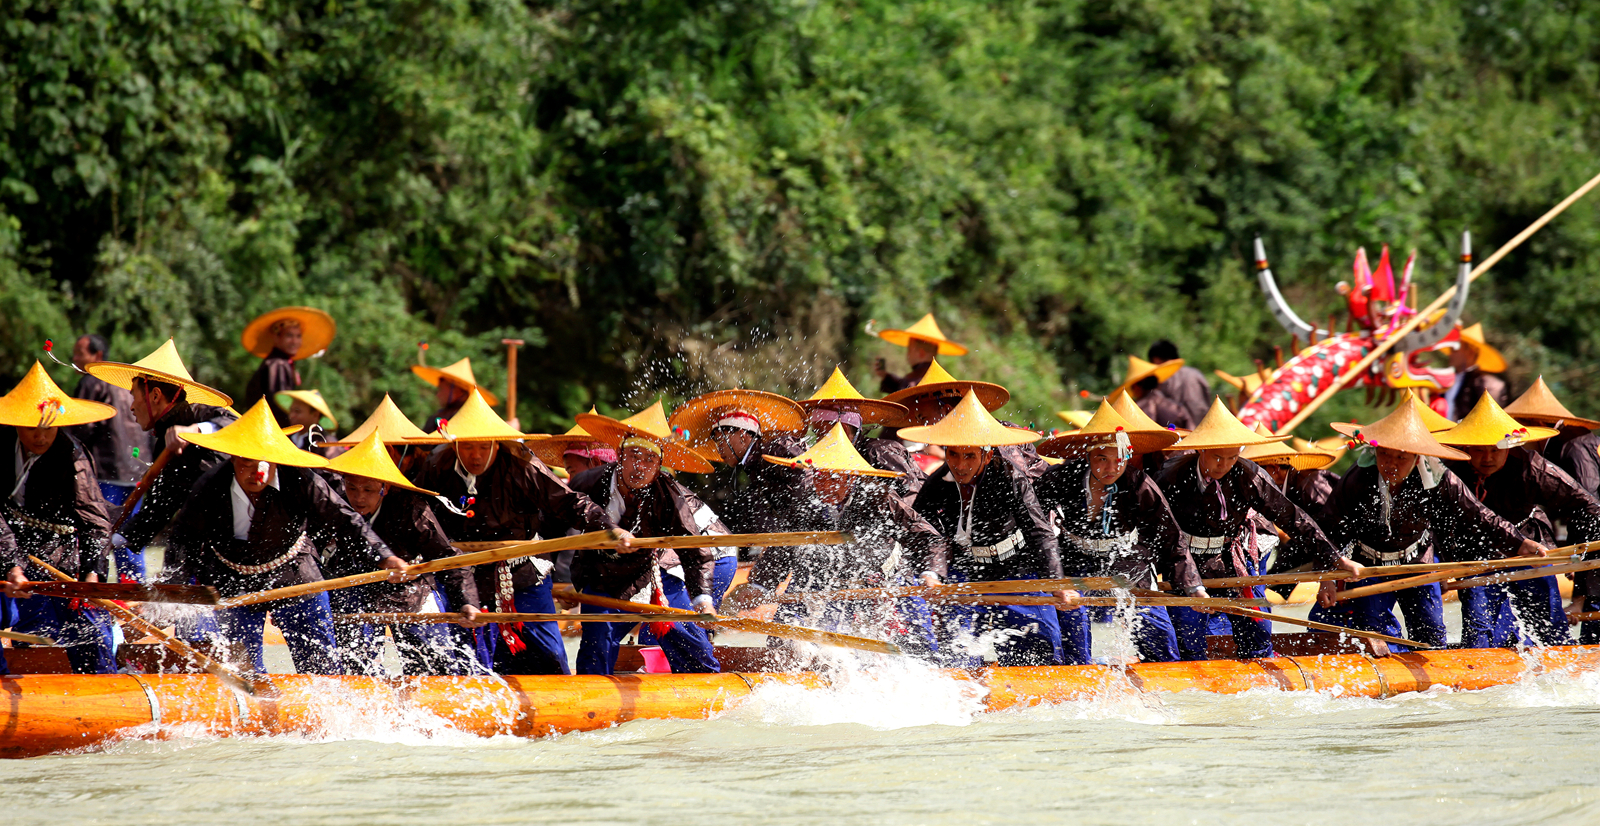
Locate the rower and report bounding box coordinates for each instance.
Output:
[1438,395,1599,647]
[885,359,1047,479]
[66,334,147,579]
[411,356,497,434]
[1251,433,1342,599]
[1156,400,1357,661]
[0,362,118,673]
[240,307,336,427]
[1035,401,1199,664]
[1117,354,1191,430]
[872,313,967,394]
[800,366,923,501]
[902,390,1065,667]
[277,389,337,455]
[324,432,483,675]
[735,423,951,660]
[164,399,406,674]
[1310,400,1545,650]
[1445,323,1510,420]
[82,340,239,586]
[1505,377,1600,497]
[566,402,723,675]
[529,410,617,598]
[411,388,628,675]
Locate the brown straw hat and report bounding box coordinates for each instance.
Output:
[1437,393,1559,448]
[411,357,499,407]
[667,389,806,460]
[1457,323,1507,373]
[876,313,968,356]
[0,362,115,428]
[180,399,326,468]
[1241,424,1336,471]
[325,431,437,495]
[241,307,336,359]
[1330,401,1469,461]
[1504,376,1600,429]
[83,338,233,408]
[882,358,1009,412]
[801,367,908,427]
[579,400,715,474]
[1118,355,1184,392]
[433,388,537,441]
[764,423,902,478]
[324,394,443,448]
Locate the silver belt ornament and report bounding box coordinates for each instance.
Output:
[1178,530,1231,555]
[215,532,314,575]
[1353,530,1430,565]
[964,530,1023,563]
[1066,528,1138,558]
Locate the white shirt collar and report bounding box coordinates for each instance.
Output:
[229,466,282,540]
[606,467,627,525]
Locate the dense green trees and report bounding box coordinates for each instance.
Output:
[3,0,1598,433]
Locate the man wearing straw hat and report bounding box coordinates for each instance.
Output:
[1155,400,1356,660]
[241,307,336,427]
[1309,401,1545,649]
[1035,401,1201,664]
[66,334,149,579]
[1438,395,1600,647]
[413,388,628,675]
[1143,340,1212,429]
[324,432,484,675]
[903,390,1066,666]
[1116,353,1192,430]
[567,402,724,675]
[885,359,1048,479]
[1243,428,1342,598]
[801,367,924,501]
[670,389,806,554]
[83,340,240,581]
[164,399,405,673]
[1506,377,1600,497]
[0,363,119,673]
[736,423,951,660]
[277,389,338,455]
[1444,322,1510,421]
[412,356,499,434]
[872,313,967,394]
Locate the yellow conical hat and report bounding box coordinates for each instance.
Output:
[1166,399,1276,451]
[325,394,442,447]
[433,387,534,441]
[530,408,614,468]
[0,362,116,428]
[882,358,1009,412]
[1437,393,1559,447]
[84,338,232,408]
[579,400,715,474]
[275,389,336,426]
[1396,389,1455,433]
[1241,424,1333,470]
[411,356,499,407]
[896,390,1038,447]
[764,423,902,478]
[877,313,968,356]
[1331,401,1468,461]
[325,431,436,495]
[1293,436,1346,461]
[241,306,336,359]
[1505,376,1600,429]
[1039,400,1178,458]
[1055,409,1093,429]
[180,399,327,467]
[1118,355,1184,391]
[1458,323,1507,373]
[1106,387,1180,434]
[800,367,908,426]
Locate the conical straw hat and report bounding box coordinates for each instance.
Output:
[580,401,715,474]
[876,313,968,356]
[1504,376,1600,429]
[668,389,806,459]
[84,338,232,408]
[276,389,336,426]
[411,357,499,407]
[1106,387,1183,435]
[1437,393,1559,447]
[1293,436,1346,461]
[882,358,1009,410]
[1166,399,1277,451]
[529,409,614,468]
[1458,323,1507,373]
[1403,390,1457,433]
[0,362,116,428]
[764,423,902,478]
[1038,400,1178,458]
[241,306,336,359]
[325,431,436,495]
[1331,401,1469,461]
[1241,424,1334,471]
[325,394,443,447]
[433,388,535,441]
[800,367,908,426]
[896,390,1039,447]
[1055,409,1093,429]
[180,399,328,468]
[1118,355,1184,391]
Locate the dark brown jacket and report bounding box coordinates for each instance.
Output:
[750,480,951,593]
[323,488,479,613]
[0,430,111,580]
[1156,454,1340,577]
[1149,366,1213,429]
[120,401,238,554]
[1036,461,1202,593]
[1449,368,1509,421]
[1136,391,1194,431]
[567,464,722,599]
[694,435,805,536]
[1547,429,1600,497]
[878,362,931,395]
[69,373,146,484]
[241,348,299,427]
[912,454,1060,582]
[1322,463,1523,566]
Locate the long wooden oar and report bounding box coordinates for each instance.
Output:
[1212,604,1432,650]
[20,581,221,605]
[452,530,852,553]
[773,575,1133,604]
[334,612,715,625]
[28,555,256,693]
[1443,558,1600,591]
[942,595,1272,609]
[1161,551,1595,592]
[1569,611,1600,623]
[1337,545,1598,602]
[0,628,55,646]
[553,585,902,656]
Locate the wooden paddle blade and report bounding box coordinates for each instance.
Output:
[22,581,222,605]
[0,628,55,646]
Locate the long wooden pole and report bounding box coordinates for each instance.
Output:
[772,575,1132,604]
[1274,169,1600,435]
[1443,558,1600,591]
[941,595,1272,609]
[500,338,523,416]
[0,629,55,646]
[1158,551,1593,591]
[334,612,714,625]
[28,555,256,693]
[452,531,853,553]
[1213,605,1432,650]
[553,586,903,656]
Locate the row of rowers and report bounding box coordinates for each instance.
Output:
[3,316,1599,679]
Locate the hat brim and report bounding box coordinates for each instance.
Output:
[763,454,903,478]
[895,423,1039,448]
[84,362,233,408]
[1508,412,1600,430]
[877,329,968,356]
[527,434,612,468]
[180,429,327,468]
[799,397,909,427]
[668,390,806,452]
[1436,424,1561,447]
[1471,342,1508,374]
[578,415,715,474]
[1329,422,1470,461]
[1037,429,1179,458]
[883,380,1009,411]
[1120,359,1185,390]
[411,364,499,407]
[0,397,116,428]
[242,307,336,360]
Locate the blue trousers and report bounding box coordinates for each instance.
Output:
[577,573,719,675]
[328,589,485,676]
[99,482,146,582]
[480,578,572,675]
[1394,582,1448,648]
[1309,580,1443,653]
[937,568,1063,667]
[0,594,14,674]
[10,594,116,673]
[1173,588,1272,660]
[1061,604,1179,664]
[1460,576,1572,647]
[710,555,739,608]
[217,593,339,674]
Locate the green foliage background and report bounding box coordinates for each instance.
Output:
[3,0,1598,437]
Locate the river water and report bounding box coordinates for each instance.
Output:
[5,605,1599,825]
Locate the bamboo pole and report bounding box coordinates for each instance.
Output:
[1212,605,1432,649]
[1443,558,1600,591]
[20,581,220,605]
[500,338,523,416]
[940,595,1272,609]
[1157,551,1592,591]
[1569,611,1600,623]
[772,575,1132,604]
[1274,169,1600,436]
[334,612,713,625]
[451,530,852,553]
[0,629,55,646]
[553,586,902,656]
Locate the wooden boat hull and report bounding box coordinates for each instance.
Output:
[4,646,1599,759]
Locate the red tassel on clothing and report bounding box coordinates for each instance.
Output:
[500,622,527,654]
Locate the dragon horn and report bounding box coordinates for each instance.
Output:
[1395,231,1472,353]
[1255,236,1330,341]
